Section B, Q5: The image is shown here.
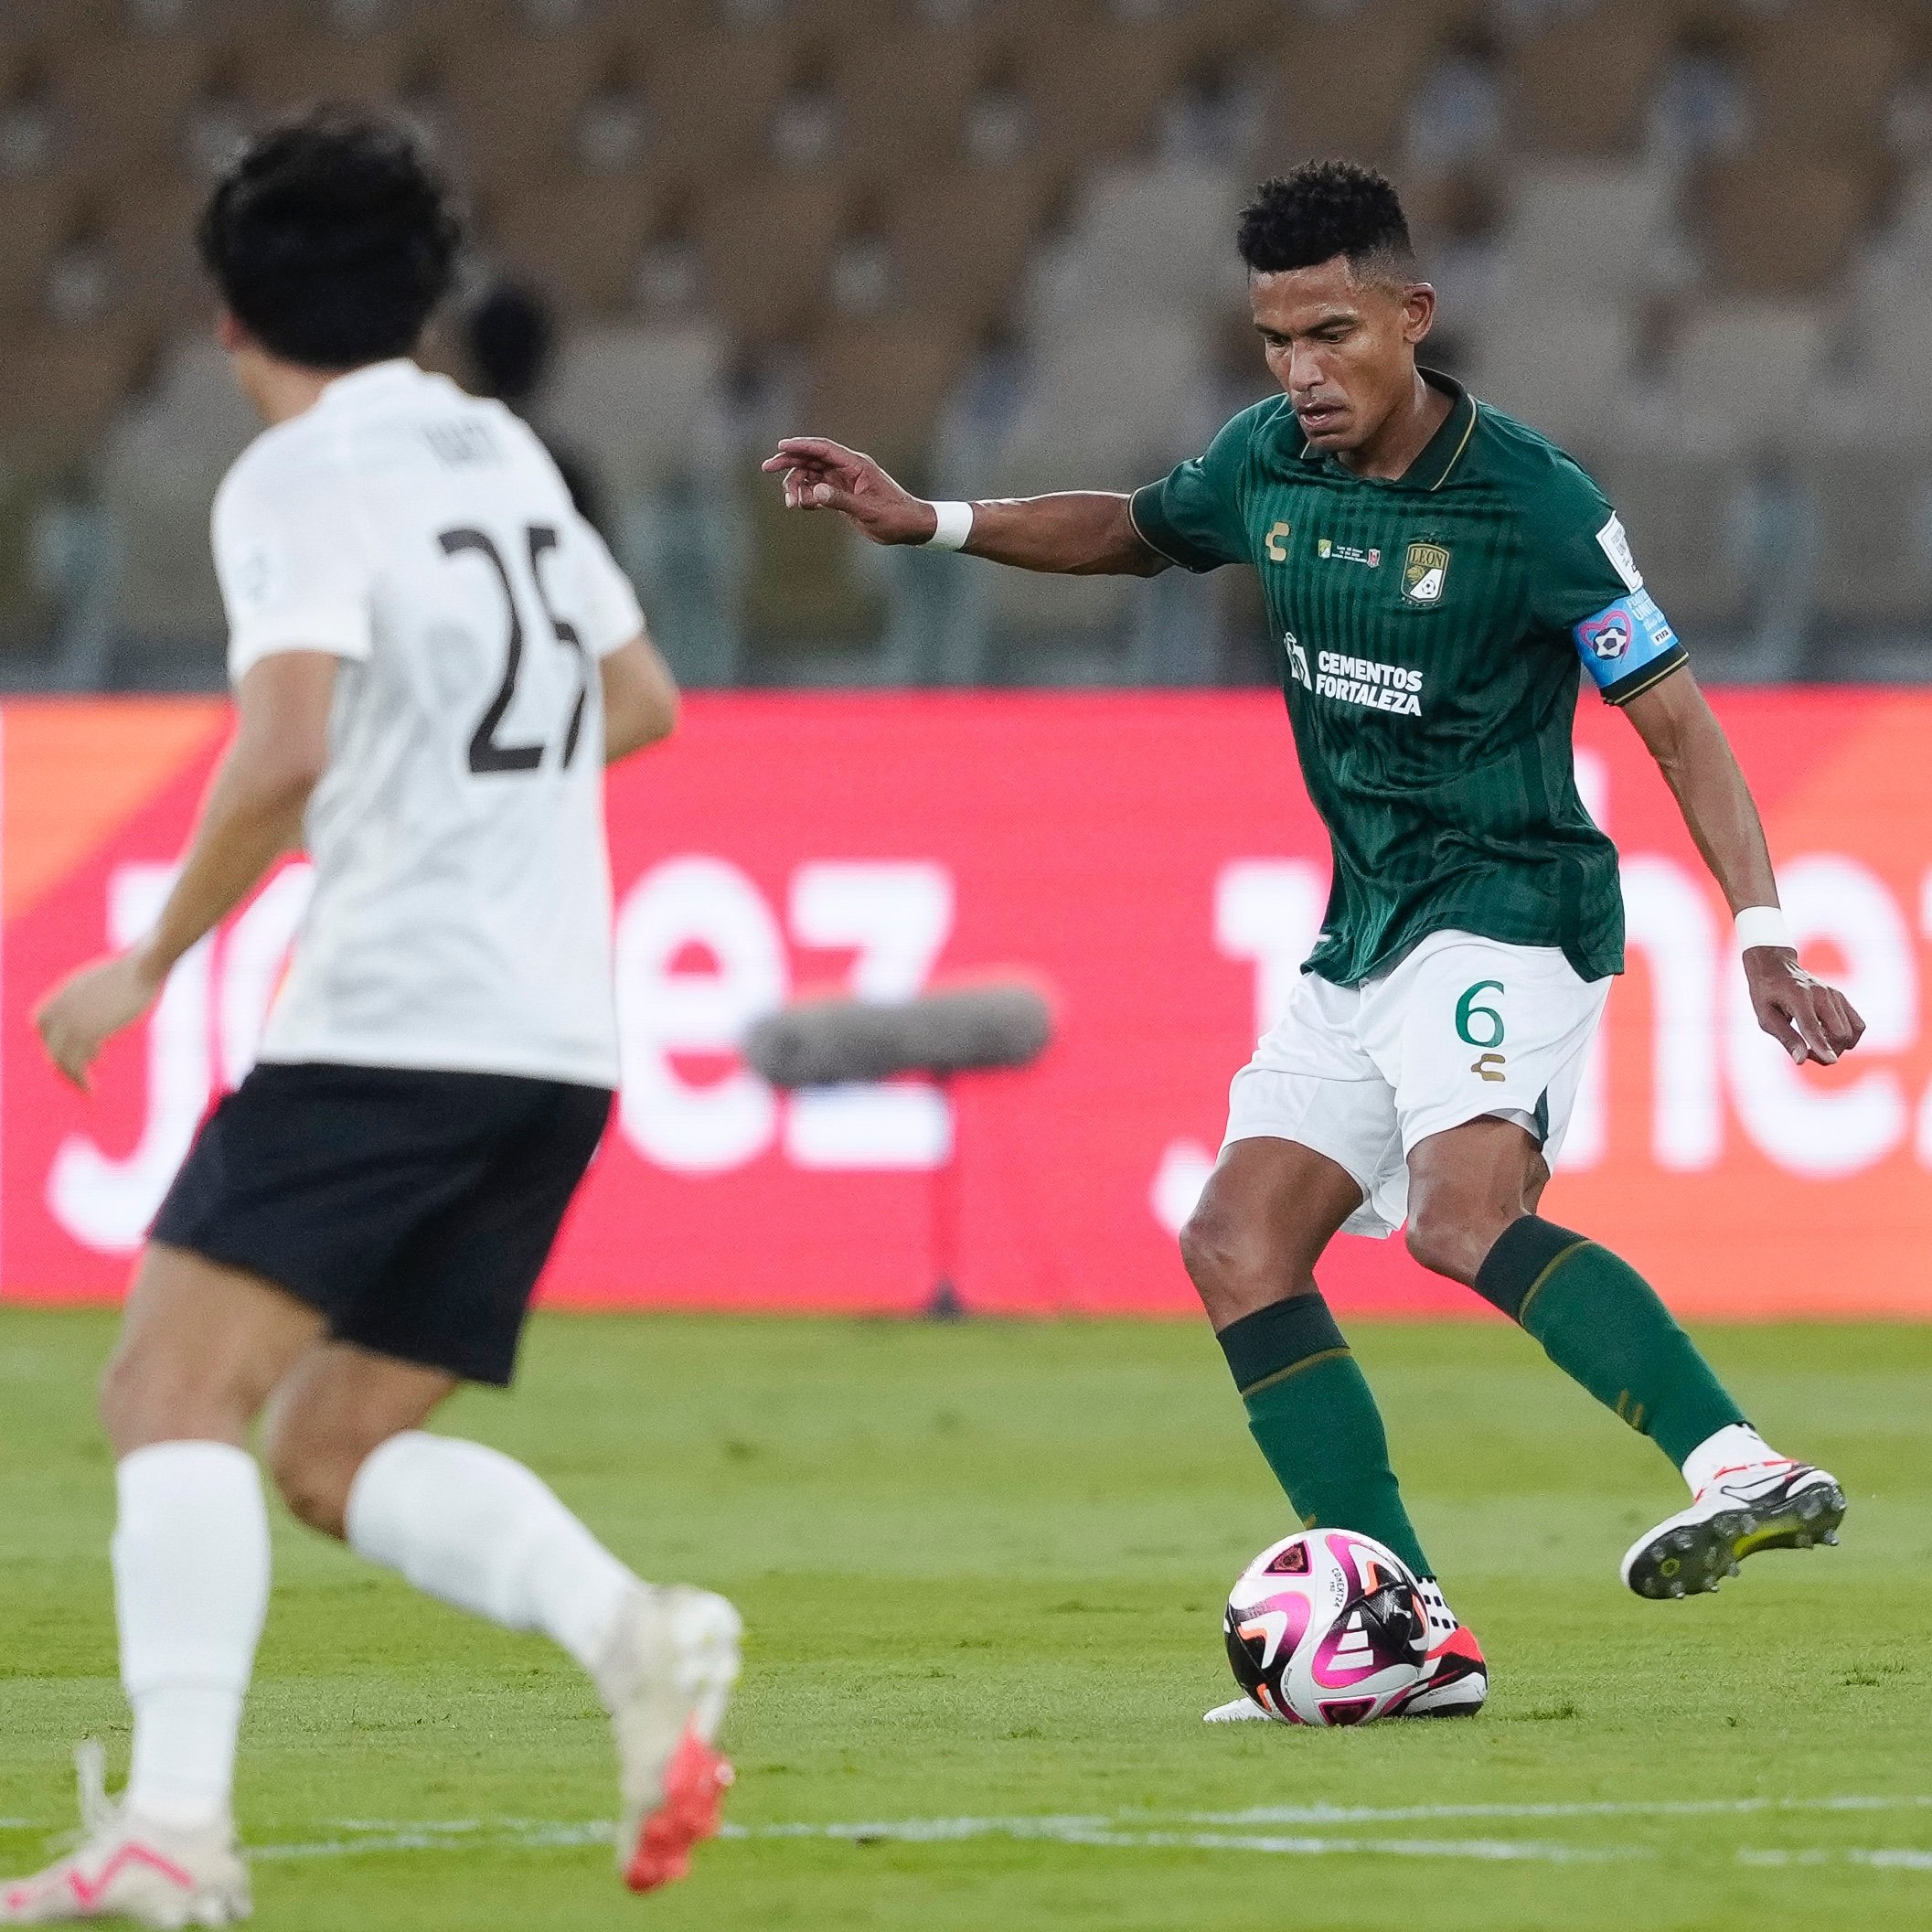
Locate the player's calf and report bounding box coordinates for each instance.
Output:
[344,1431,742,1891]
[260,1342,457,1540]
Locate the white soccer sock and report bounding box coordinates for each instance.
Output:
[112,1441,270,1833]
[1681,1423,1784,1495]
[345,1432,635,1673]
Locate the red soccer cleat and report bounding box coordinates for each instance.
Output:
[593,1584,742,1895]
[1392,1579,1488,1717]
[623,1727,734,1894]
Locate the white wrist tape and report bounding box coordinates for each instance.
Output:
[1735,905,1793,954]
[923,501,974,551]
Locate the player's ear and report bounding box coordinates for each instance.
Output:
[1400,283,1436,346]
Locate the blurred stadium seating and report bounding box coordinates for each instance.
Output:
[0,0,1927,688]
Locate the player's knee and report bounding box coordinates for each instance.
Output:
[263,1409,361,1540]
[98,1335,245,1456]
[1179,1204,1276,1317]
[1177,1204,1230,1293]
[1403,1200,1485,1286]
[96,1344,146,1447]
[269,1440,358,1541]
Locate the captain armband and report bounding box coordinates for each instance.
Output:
[1570,590,1684,703]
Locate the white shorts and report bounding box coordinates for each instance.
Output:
[1221,929,1611,1239]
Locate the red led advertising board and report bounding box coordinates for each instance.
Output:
[5,690,1928,1318]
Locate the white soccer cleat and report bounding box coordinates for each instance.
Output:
[1202,1695,1271,1723]
[0,1743,249,1927]
[1621,1460,1847,1600]
[592,1584,742,1893]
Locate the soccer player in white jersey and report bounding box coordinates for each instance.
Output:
[7,115,739,1924]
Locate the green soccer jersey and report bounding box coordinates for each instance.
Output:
[1129,370,1686,987]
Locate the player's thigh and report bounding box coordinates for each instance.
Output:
[1180,1137,1368,1322]
[101,1241,326,1454]
[331,1079,613,1391]
[1204,968,1405,1262]
[1404,1115,1549,1280]
[262,1340,458,1537]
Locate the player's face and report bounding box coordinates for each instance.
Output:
[1249,256,1436,454]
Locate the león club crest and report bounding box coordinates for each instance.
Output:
[1403,541,1450,605]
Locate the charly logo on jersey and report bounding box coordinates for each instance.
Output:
[1402,542,1451,606]
[1317,537,1381,567]
[1265,520,1292,562]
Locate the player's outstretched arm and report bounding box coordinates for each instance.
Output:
[33,651,337,1090]
[602,633,680,765]
[1621,667,1864,1066]
[760,436,1167,576]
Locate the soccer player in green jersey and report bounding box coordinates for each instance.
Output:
[764,161,1865,1719]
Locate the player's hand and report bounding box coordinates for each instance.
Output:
[760,437,944,546]
[1745,947,1864,1066]
[34,950,166,1092]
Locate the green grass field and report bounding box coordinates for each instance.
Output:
[1,1310,1927,1930]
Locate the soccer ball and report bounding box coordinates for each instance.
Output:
[1222,1529,1429,1726]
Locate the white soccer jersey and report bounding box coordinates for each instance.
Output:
[211,358,644,1088]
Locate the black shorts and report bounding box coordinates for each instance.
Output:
[152,1062,613,1387]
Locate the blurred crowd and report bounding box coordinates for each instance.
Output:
[1,0,1928,688]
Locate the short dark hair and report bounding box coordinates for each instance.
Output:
[464,280,557,408]
[1236,161,1414,283]
[197,110,464,370]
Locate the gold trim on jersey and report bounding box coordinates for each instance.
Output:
[1427,400,1479,492]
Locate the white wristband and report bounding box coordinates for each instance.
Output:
[1735,906,1793,954]
[923,501,974,551]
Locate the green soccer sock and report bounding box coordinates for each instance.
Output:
[1216,1294,1434,1579]
[1473,1216,1747,1468]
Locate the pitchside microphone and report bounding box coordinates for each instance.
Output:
[742,977,1056,1320]
[742,979,1054,1090]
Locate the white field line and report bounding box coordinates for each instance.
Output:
[250,1819,1638,1867]
[1740,1847,1932,1872]
[1190,1795,1932,1827]
[255,1822,612,1862]
[973,1829,1629,1864]
[219,1795,1932,1872]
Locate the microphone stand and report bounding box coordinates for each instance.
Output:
[924,1074,966,1320]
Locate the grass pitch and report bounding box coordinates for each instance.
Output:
[1,1310,1927,1931]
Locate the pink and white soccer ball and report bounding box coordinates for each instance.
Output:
[1222,1529,1430,1726]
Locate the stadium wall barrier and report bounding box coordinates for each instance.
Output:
[4,690,1928,1320]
